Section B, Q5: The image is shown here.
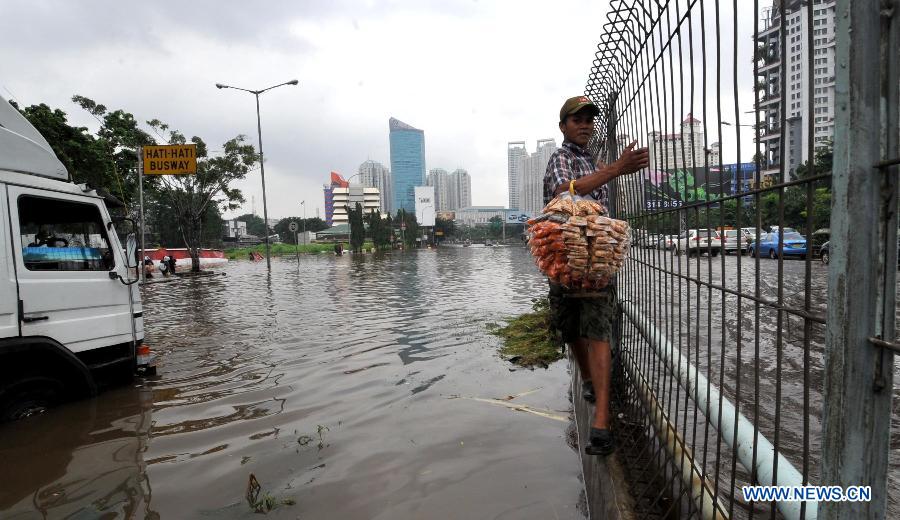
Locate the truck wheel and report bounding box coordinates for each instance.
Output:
[0,376,64,422]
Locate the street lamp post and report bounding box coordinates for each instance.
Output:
[300,200,306,245]
[418,204,433,248]
[215,79,298,271]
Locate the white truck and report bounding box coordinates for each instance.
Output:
[0,96,154,421]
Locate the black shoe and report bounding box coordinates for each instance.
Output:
[582,381,596,403]
[585,428,615,456]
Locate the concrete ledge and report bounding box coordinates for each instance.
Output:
[571,359,636,520]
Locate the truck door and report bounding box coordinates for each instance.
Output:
[0,184,19,339]
[8,187,134,353]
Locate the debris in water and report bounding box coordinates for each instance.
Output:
[488,297,563,369]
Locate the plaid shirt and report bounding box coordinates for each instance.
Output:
[543,141,608,206]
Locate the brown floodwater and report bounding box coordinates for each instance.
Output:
[0,246,586,519]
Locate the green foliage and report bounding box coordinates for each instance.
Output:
[347,202,366,252]
[236,213,267,237]
[488,297,562,369]
[395,209,419,248]
[434,216,456,240]
[366,209,392,250]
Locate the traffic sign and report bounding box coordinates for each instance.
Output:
[143,144,197,175]
[288,221,298,233]
[401,223,407,230]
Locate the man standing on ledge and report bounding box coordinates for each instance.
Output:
[543,95,649,455]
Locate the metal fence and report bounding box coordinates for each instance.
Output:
[582,1,898,519]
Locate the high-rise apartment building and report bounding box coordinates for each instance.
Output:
[426,168,451,211]
[449,169,471,210]
[507,141,527,210]
[389,117,425,214]
[755,0,836,181]
[518,139,558,213]
[358,160,393,215]
[648,114,720,171]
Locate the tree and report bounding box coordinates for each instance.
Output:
[395,209,419,248]
[366,209,391,251]
[347,202,366,252]
[434,216,456,241]
[236,213,267,237]
[147,121,259,271]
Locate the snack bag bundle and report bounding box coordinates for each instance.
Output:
[527,194,631,289]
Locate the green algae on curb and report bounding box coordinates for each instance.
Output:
[488,298,563,369]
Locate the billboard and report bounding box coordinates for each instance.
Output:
[414,186,436,226]
[643,167,732,211]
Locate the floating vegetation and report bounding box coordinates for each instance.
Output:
[488,297,563,369]
[297,424,330,450]
[245,473,296,514]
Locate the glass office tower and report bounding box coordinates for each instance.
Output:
[389,117,425,214]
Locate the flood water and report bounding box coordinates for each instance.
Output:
[0,247,586,519]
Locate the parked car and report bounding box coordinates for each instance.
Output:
[644,233,662,249]
[741,227,761,244]
[749,231,808,259]
[820,241,830,265]
[674,229,723,256]
[722,229,751,255]
[658,234,677,250]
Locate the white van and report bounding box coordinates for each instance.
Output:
[0,96,153,421]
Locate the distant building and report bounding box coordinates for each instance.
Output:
[389,117,425,213]
[222,219,247,239]
[507,141,527,210]
[519,138,557,214]
[648,114,719,171]
[755,0,836,181]
[323,171,349,226]
[455,206,506,226]
[330,186,381,225]
[449,169,471,210]
[426,168,451,211]
[358,160,393,215]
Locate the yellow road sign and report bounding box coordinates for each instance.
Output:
[143,144,197,175]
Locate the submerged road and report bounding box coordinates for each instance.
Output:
[0,247,586,519]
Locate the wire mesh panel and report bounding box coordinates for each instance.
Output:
[581,1,898,519]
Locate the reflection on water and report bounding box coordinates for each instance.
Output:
[0,247,585,519]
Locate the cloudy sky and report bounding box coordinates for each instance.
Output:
[0,0,628,219]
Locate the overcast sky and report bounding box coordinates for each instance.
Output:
[2,0,762,220]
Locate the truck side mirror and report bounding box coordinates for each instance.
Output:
[126,234,138,269]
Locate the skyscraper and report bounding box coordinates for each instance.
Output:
[389,117,425,214]
[507,141,527,210]
[358,160,393,214]
[755,0,836,182]
[426,168,451,211]
[519,138,558,213]
[449,169,471,210]
[647,114,719,171]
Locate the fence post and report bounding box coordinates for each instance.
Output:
[821,1,898,519]
[605,95,619,218]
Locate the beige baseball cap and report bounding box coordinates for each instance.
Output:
[559,96,600,122]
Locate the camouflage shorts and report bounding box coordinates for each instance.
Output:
[548,282,618,343]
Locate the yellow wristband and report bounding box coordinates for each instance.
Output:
[569,179,577,196]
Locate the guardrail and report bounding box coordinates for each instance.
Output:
[581,1,898,519]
